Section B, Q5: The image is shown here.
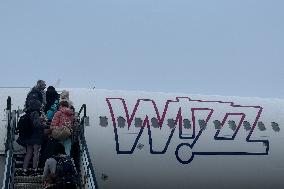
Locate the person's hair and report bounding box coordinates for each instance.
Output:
[53,143,66,155]
[37,80,45,86]
[60,100,69,108]
[47,86,55,92]
[36,80,46,90]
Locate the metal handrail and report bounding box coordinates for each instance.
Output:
[78,104,86,118]
[6,96,11,111]
[2,97,17,189]
[77,104,99,189]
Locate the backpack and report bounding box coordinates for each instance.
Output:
[54,156,77,188]
[25,88,43,110]
[16,113,34,139]
[27,88,43,103]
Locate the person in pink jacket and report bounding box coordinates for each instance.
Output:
[51,101,75,155]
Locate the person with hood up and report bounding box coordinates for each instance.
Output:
[44,86,59,114]
[51,101,75,156]
[39,86,59,168]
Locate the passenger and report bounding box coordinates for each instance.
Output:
[60,90,73,107]
[40,86,59,167]
[39,136,59,168]
[51,101,75,156]
[43,143,77,189]
[46,102,59,122]
[25,80,47,110]
[44,86,59,114]
[44,86,60,122]
[22,99,47,176]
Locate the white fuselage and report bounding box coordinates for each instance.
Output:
[0,88,283,189]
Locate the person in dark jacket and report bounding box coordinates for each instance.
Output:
[44,86,59,114]
[39,86,59,167]
[38,86,58,168]
[22,99,48,175]
[43,143,77,189]
[25,80,46,111]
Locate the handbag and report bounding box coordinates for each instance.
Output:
[52,126,71,141]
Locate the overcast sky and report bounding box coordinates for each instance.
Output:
[0,0,283,98]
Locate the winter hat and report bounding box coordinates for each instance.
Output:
[60,90,69,100]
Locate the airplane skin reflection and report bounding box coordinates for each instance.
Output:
[0,88,283,189]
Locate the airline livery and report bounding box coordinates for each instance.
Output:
[0,88,283,189]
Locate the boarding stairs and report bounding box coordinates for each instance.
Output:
[1,97,99,189]
[13,162,43,189]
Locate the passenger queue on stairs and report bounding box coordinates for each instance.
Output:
[16,80,78,188]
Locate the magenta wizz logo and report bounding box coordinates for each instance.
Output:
[106,97,269,164]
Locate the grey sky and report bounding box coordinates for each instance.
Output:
[0,0,283,98]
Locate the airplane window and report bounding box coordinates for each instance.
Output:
[117,116,126,128]
[213,120,222,129]
[137,143,145,150]
[198,119,207,130]
[151,117,159,128]
[167,119,176,129]
[183,119,191,129]
[135,117,143,127]
[99,116,108,127]
[243,121,251,131]
[271,122,280,132]
[228,120,237,131]
[258,122,266,131]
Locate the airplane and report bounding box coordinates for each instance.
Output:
[0,87,283,189]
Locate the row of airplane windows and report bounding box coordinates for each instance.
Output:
[98,116,280,132]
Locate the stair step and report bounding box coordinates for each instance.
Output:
[14,183,43,189]
[15,168,44,173]
[14,171,44,177]
[15,160,24,164]
[14,156,25,162]
[14,153,25,158]
[15,161,34,168]
[14,175,43,183]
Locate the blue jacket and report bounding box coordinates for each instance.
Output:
[46,100,59,121]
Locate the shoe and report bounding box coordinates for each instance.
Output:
[21,169,29,176]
